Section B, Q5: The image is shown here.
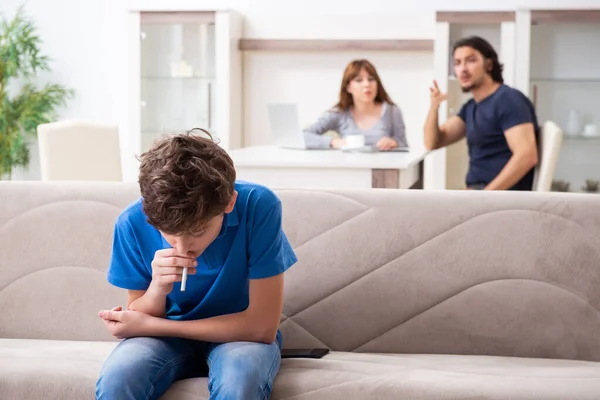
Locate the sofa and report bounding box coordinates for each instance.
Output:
[1,181,600,399]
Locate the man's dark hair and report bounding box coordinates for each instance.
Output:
[138,128,236,235]
[452,36,504,84]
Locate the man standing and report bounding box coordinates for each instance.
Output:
[424,36,539,190]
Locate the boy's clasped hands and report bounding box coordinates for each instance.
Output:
[98,248,198,339]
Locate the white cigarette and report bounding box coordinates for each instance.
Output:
[181,267,188,291]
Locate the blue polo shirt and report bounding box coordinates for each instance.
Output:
[457,84,539,191]
[106,181,297,321]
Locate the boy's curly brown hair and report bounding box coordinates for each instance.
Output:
[138,128,236,235]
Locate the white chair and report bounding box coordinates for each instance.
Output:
[533,120,563,192]
[37,120,122,181]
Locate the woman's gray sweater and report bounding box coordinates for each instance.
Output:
[302,102,408,149]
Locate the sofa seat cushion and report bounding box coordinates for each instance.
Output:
[269,352,600,399]
[2,339,600,400]
[0,339,116,399]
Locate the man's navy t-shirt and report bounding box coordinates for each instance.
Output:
[457,84,539,191]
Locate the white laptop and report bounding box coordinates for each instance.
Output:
[267,103,315,150]
[267,103,409,152]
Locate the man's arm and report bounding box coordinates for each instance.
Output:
[151,274,283,344]
[484,122,538,190]
[424,113,467,150]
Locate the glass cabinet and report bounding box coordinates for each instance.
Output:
[527,12,600,193]
[125,9,243,180]
[140,13,216,152]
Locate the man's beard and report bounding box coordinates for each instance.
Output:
[460,76,483,93]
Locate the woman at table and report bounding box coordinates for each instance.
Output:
[303,59,409,150]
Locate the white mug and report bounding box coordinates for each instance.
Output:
[345,134,365,148]
[583,124,598,137]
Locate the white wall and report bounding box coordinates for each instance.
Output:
[243,13,433,39]
[5,0,127,180]
[242,12,434,148]
[3,0,600,180]
[244,50,433,148]
[126,0,600,14]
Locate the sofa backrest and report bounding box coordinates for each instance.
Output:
[0,182,138,342]
[1,182,600,362]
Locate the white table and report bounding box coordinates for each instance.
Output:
[228,146,428,189]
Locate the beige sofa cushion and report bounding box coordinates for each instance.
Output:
[275,189,600,360]
[1,183,600,358]
[2,339,600,400]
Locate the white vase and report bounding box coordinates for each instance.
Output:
[565,110,581,136]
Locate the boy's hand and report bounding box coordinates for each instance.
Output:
[149,248,197,295]
[98,306,156,339]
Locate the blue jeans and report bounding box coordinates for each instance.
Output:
[96,331,282,400]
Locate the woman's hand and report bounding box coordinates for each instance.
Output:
[376,137,398,150]
[330,138,347,149]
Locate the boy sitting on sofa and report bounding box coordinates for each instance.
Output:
[95,129,297,399]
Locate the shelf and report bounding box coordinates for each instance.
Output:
[552,190,600,195]
[142,128,204,133]
[142,76,215,80]
[436,11,515,24]
[140,11,215,24]
[238,39,434,52]
[563,135,600,141]
[531,78,600,83]
[142,129,215,135]
[531,10,600,24]
[142,130,176,135]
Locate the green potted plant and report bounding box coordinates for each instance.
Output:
[0,6,73,179]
